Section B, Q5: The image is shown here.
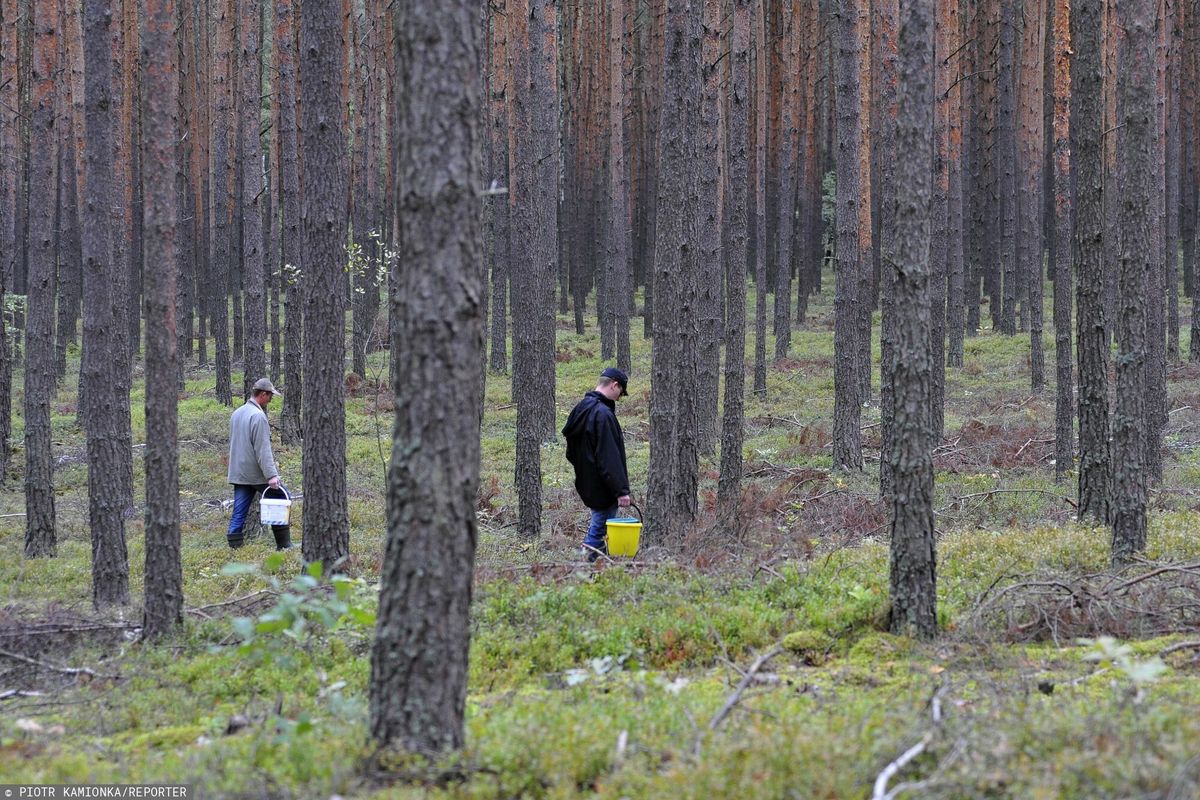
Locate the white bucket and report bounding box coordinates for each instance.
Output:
[260,486,292,526]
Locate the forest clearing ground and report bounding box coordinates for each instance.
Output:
[3,283,1200,796]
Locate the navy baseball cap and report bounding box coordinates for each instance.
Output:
[601,367,629,396]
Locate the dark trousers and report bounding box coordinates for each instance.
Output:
[227,483,292,549]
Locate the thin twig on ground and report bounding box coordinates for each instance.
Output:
[872,685,949,800]
[185,589,277,619]
[952,488,1078,509]
[0,647,119,681]
[708,644,783,731]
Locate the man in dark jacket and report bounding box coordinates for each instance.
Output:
[562,367,632,562]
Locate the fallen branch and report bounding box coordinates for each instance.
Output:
[0,647,119,681]
[872,686,948,800]
[1160,640,1200,658]
[952,488,1078,510]
[708,644,783,731]
[0,622,138,638]
[185,589,277,619]
[0,689,45,701]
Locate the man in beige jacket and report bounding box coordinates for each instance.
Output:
[227,378,290,549]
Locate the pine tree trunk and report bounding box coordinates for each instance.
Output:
[487,2,509,374]
[1165,3,1180,363]
[531,0,557,442]
[275,0,302,444]
[83,0,129,607]
[24,0,57,559]
[141,0,181,640]
[0,0,16,484]
[752,0,767,397]
[177,0,198,375]
[1073,0,1110,522]
[300,0,350,571]
[876,0,899,482]
[54,38,82,387]
[610,0,633,374]
[1110,0,1155,564]
[696,0,722,455]
[888,0,937,640]
[239,0,266,394]
[510,0,542,538]
[945,0,966,368]
[930,0,951,442]
[718,0,751,532]
[1051,0,1074,481]
[645,0,703,545]
[210,0,233,406]
[1102,0,1119,344]
[369,0,482,753]
[1020,0,1046,389]
[998,0,1019,336]
[772,1,795,361]
[832,0,866,471]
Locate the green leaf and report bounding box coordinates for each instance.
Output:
[347,607,376,627]
[220,563,257,576]
[263,552,287,572]
[306,560,324,580]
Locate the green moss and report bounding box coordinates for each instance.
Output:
[781,629,834,665]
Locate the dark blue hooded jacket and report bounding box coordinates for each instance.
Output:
[562,391,630,510]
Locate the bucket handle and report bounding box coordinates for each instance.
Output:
[263,484,290,502]
[622,501,642,522]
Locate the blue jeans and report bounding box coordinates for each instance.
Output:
[228,483,290,546]
[584,505,619,554]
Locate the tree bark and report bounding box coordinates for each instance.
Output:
[719,0,751,531]
[508,0,554,538]
[487,1,509,374]
[23,0,57,559]
[83,0,129,607]
[275,0,302,444]
[1051,0,1074,481]
[696,0,722,456]
[299,0,350,571]
[998,0,1019,335]
[945,0,966,368]
[646,0,703,544]
[888,0,938,640]
[141,0,182,640]
[1110,0,1155,564]
[239,0,266,395]
[1020,0,1046,389]
[751,0,767,397]
[1073,0,1110,522]
[0,0,16,484]
[930,0,952,441]
[609,0,633,374]
[876,0,899,484]
[369,0,482,753]
[832,0,866,471]
[210,0,233,406]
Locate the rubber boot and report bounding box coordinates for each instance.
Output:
[227,532,245,549]
[272,525,292,550]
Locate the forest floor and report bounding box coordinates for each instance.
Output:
[5,280,1200,798]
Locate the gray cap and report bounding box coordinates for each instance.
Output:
[252,377,281,396]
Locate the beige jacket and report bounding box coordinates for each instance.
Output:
[227,398,278,485]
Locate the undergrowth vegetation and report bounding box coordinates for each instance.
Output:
[3,281,1200,798]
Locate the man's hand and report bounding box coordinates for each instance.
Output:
[269,476,280,489]
[617,495,631,507]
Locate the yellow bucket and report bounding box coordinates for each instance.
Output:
[605,504,643,557]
